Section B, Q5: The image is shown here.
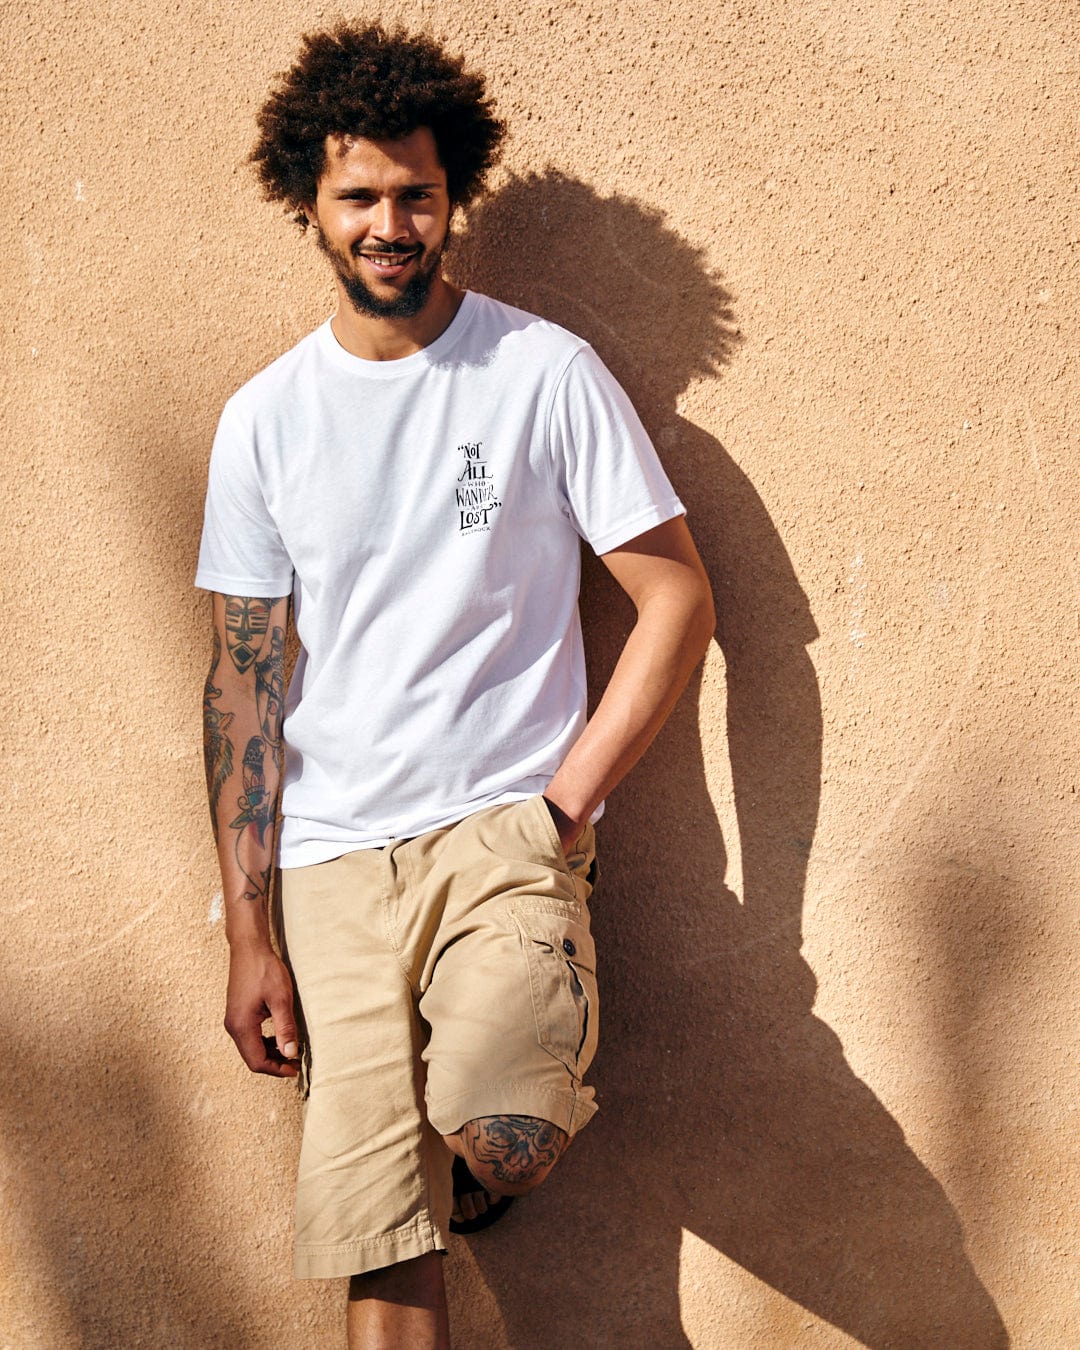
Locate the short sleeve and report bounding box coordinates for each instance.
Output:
[547,346,685,554]
[194,402,294,596]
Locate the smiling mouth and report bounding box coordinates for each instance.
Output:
[357,247,421,273]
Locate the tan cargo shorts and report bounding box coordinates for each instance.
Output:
[279,793,600,1279]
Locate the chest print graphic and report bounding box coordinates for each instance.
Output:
[455,440,502,534]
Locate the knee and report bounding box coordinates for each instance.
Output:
[453,1114,570,1196]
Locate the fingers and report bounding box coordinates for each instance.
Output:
[260,1033,300,1077]
[268,988,299,1063]
[224,1010,300,1078]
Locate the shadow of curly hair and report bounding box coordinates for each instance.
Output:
[250,21,506,226]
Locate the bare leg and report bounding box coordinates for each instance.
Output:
[445,1114,570,1196]
[347,1253,450,1350]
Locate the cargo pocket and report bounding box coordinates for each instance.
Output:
[513,905,599,1077]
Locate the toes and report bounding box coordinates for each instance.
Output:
[452,1187,499,1223]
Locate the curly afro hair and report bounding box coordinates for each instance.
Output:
[250,22,506,224]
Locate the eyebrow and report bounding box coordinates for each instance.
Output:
[333,182,443,196]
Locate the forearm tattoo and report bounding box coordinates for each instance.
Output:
[202,630,233,842]
[203,595,287,898]
[255,624,286,774]
[229,735,273,901]
[463,1116,566,1186]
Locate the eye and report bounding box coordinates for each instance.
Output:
[403,189,431,201]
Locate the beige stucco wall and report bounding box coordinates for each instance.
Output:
[3,1,1076,1345]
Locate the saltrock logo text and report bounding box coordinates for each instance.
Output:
[455,441,502,534]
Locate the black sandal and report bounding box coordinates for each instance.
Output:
[448,1155,515,1234]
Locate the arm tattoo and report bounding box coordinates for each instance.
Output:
[463,1116,566,1186]
[204,595,287,888]
[224,596,272,674]
[202,630,234,843]
[255,625,286,773]
[230,735,274,901]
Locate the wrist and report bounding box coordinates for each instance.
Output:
[224,909,274,952]
[542,779,591,829]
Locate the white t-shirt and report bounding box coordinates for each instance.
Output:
[196,291,684,866]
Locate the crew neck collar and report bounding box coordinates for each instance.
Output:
[315,291,478,379]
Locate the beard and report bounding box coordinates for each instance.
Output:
[314,229,446,320]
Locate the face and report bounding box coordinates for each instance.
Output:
[308,127,452,320]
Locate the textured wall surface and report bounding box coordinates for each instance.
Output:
[2,1,1077,1346]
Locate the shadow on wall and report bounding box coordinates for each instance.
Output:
[0,1014,255,1349]
[449,173,1008,1348]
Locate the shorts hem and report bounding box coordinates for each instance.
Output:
[294,1217,449,1279]
[426,1080,598,1139]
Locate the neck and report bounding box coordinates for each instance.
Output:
[329,275,464,362]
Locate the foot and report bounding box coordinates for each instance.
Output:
[449,1155,515,1234]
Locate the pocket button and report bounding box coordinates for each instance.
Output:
[562,939,577,957]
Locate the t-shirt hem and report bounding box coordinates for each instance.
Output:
[588,498,686,555]
[276,793,534,868]
[276,792,606,868]
[194,569,294,596]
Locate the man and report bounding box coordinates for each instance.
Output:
[198,22,714,1349]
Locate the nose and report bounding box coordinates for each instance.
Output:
[372,196,408,242]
